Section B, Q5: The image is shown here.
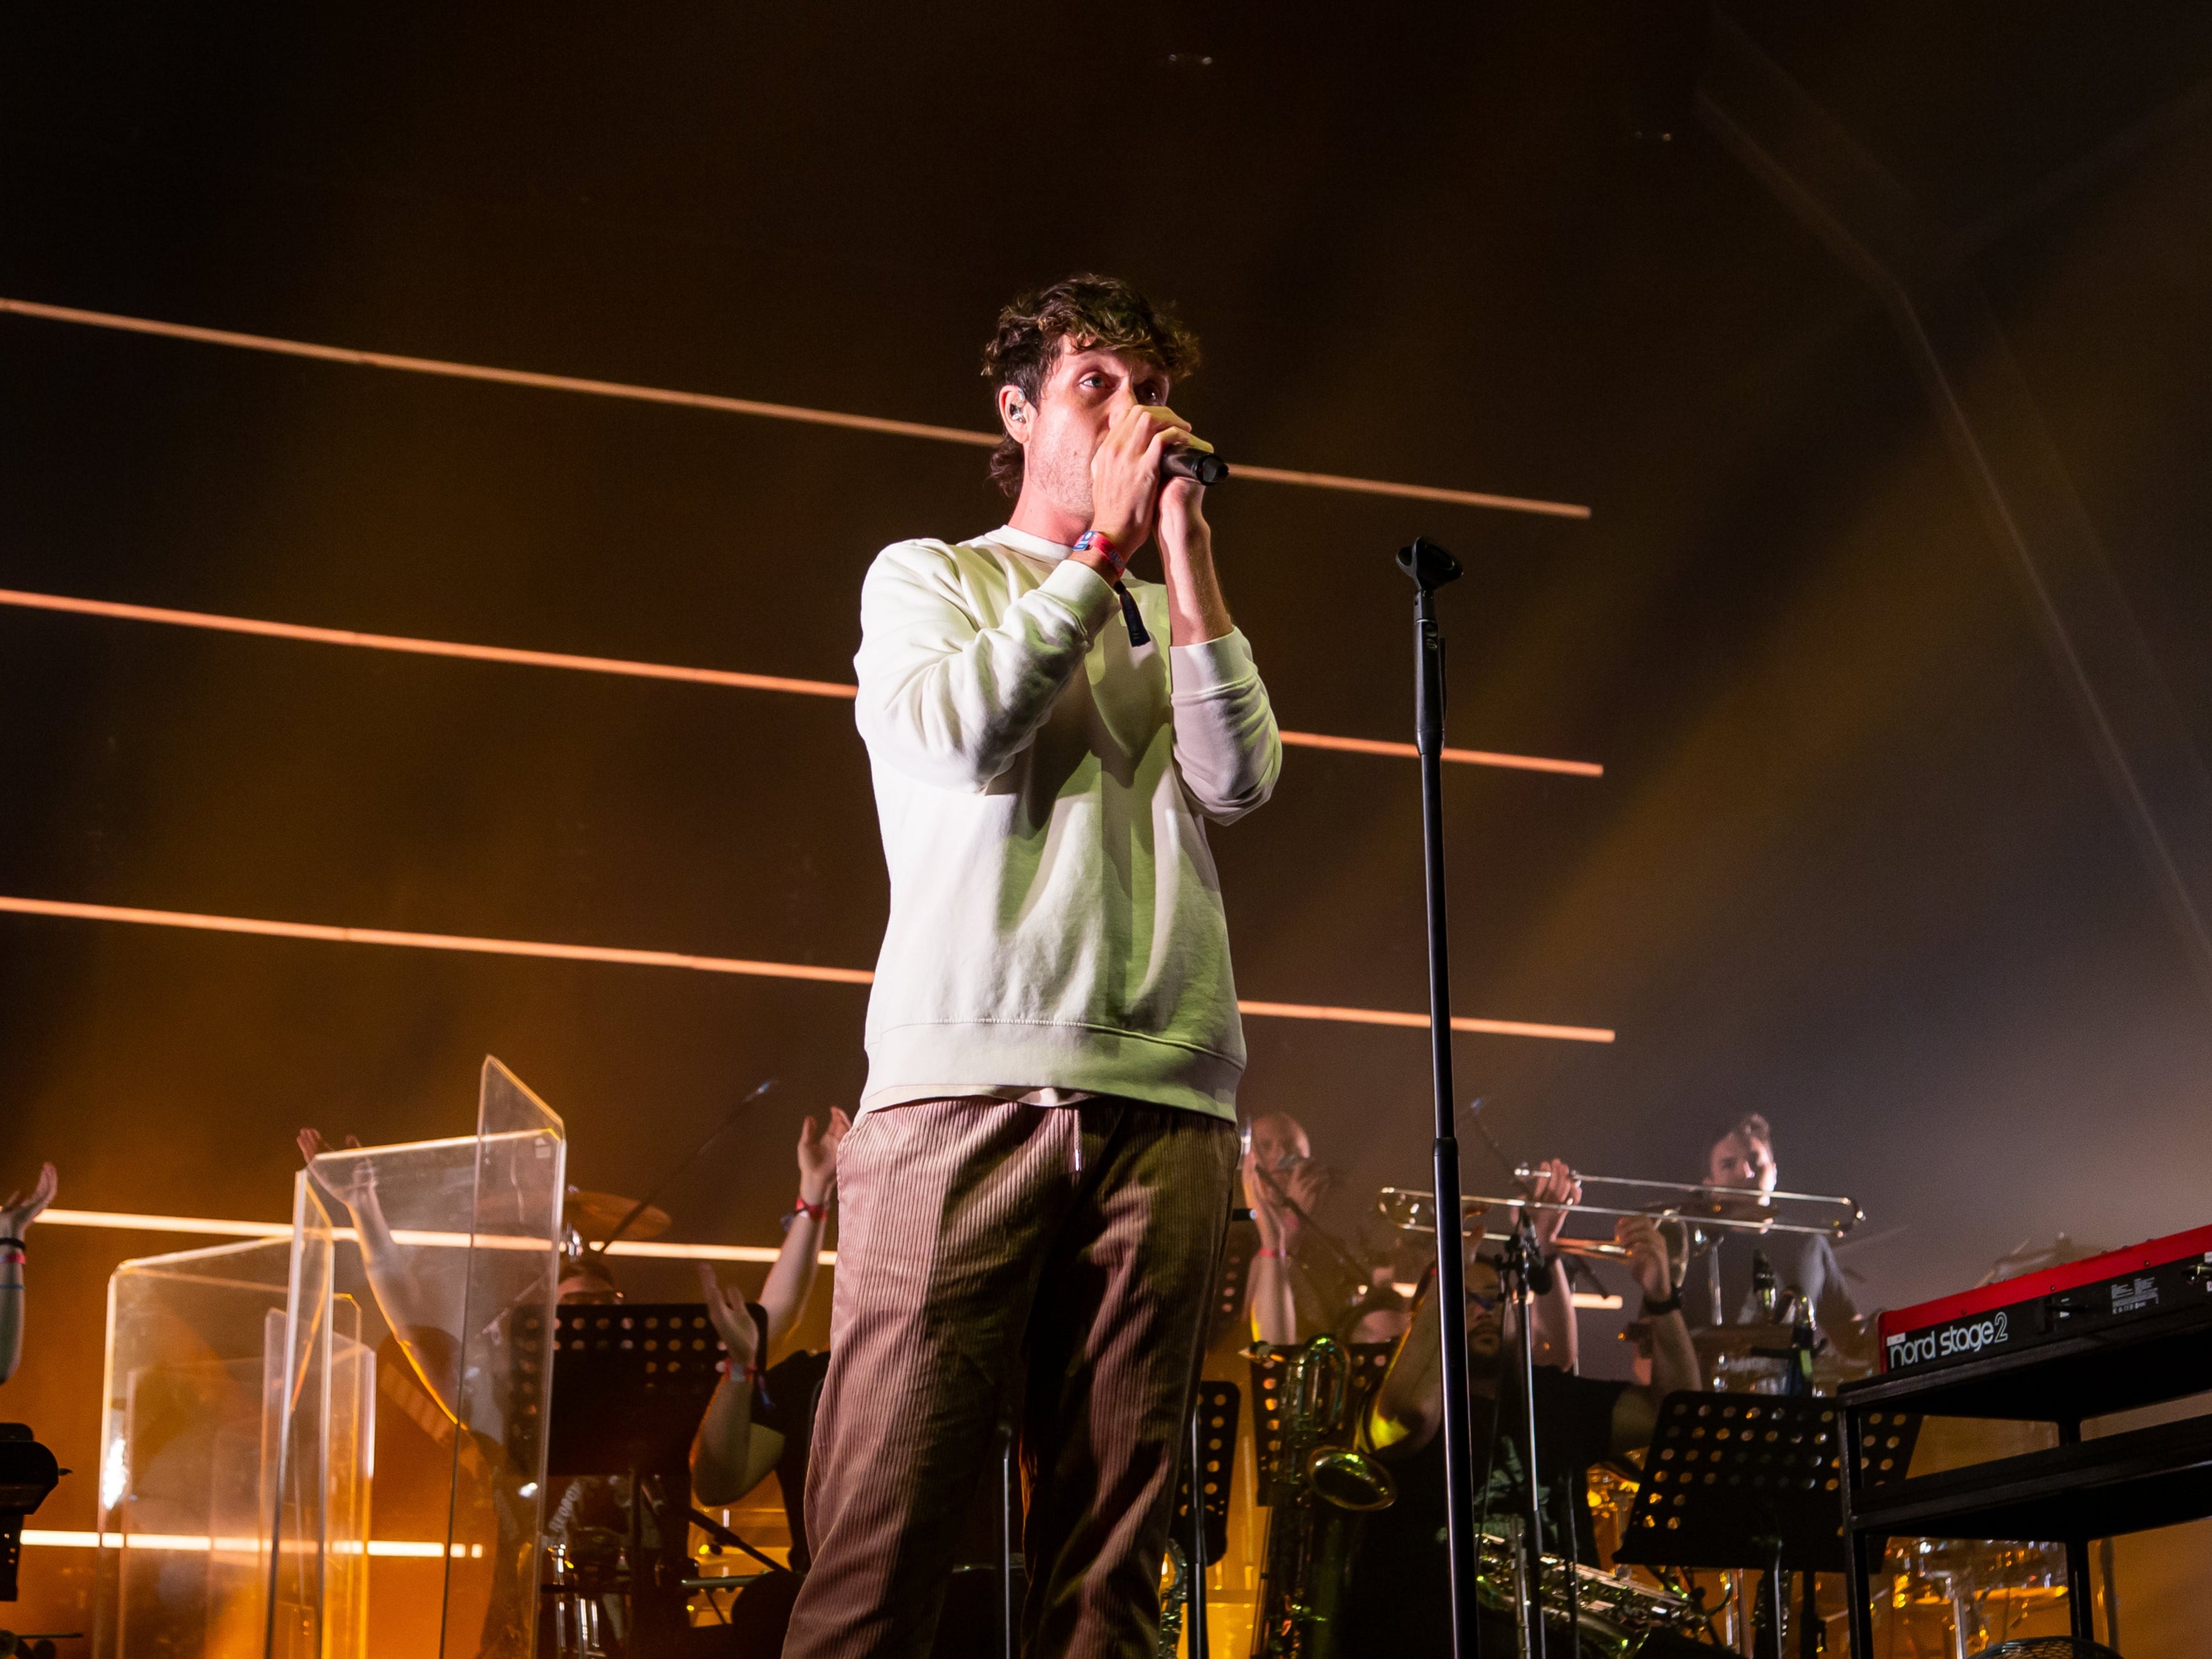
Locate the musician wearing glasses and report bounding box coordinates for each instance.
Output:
[1341,1214,1700,1652]
[1695,1113,1875,1366]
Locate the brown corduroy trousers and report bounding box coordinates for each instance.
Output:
[783,1095,1237,1659]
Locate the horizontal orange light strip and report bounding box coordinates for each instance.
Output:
[0,895,1614,1042]
[1274,729,1602,778]
[0,586,1602,776]
[0,894,874,983]
[0,297,1591,520]
[38,1207,825,1264]
[0,586,855,699]
[23,1530,480,1557]
[1235,997,1614,1044]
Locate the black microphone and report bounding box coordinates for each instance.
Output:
[1163,447,1229,486]
[1518,1209,1557,1296]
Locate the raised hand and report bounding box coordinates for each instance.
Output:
[0,1162,58,1236]
[1084,402,1195,559]
[1519,1157,1582,1249]
[1242,1147,1320,1258]
[297,1128,373,1212]
[795,1109,852,1207]
[697,1261,760,1376]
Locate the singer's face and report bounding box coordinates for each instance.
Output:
[1015,342,1173,519]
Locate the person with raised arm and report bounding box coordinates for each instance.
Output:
[0,1163,58,1386]
[1341,1213,1700,1652]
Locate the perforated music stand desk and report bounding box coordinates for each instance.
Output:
[1615,1391,1879,1575]
[544,1303,731,1476]
[1616,1390,1917,1654]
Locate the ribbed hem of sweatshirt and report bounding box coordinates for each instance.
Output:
[1168,629,1257,693]
[1036,554,1119,637]
[859,1020,1242,1121]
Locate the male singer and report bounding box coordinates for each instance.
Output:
[786,274,1280,1657]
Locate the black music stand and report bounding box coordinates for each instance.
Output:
[542,1303,735,1642]
[546,1303,731,1477]
[1616,1392,1918,1657]
[1167,1382,1241,1659]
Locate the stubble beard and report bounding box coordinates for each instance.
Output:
[1025,430,1095,525]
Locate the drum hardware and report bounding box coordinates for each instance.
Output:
[563,1187,672,1243]
[1156,1540,1188,1659]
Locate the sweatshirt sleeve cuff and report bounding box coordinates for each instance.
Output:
[1040,557,1120,636]
[1168,628,1257,694]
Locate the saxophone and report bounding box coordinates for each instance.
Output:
[1157,1540,1188,1659]
[1252,1338,1397,1658]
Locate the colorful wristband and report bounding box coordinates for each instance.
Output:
[1255,1247,1287,1260]
[1072,529,1128,581]
[792,1195,828,1222]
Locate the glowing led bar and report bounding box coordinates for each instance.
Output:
[0,894,873,985]
[0,297,1592,519]
[0,894,1615,1043]
[1275,729,1603,778]
[38,1207,818,1265]
[1234,997,1614,1045]
[0,587,1602,776]
[0,587,855,700]
[21,1530,481,1557]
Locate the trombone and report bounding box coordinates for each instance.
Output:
[1375,1189,1631,1261]
[1378,1167,1861,1258]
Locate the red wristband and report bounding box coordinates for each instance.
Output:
[1072,529,1128,581]
[793,1194,827,1222]
[1256,1247,1286,1260]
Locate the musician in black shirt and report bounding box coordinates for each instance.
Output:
[1342,1215,1700,1655]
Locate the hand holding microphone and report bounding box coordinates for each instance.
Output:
[1162,438,1229,487]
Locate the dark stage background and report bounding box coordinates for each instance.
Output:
[4,0,2212,1623]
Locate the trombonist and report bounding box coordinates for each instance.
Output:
[1695,1114,1875,1367]
[1341,1213,1700,1655]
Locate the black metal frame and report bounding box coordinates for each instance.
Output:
[1837,1299,2212,1655]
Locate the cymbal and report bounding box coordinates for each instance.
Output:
[564,1187,670,1242]
[1690,1322,1798,1354]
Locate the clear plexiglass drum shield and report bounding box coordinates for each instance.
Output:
[95,1056,564,1659]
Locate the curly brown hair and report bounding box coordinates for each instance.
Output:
[980,273,1200,499]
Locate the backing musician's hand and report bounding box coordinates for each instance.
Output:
[1083,403,1195,566]
[795,1108,851,1207]
[0,1162,56,1236]
[1240,1145,1301,1253]
[1616,1214,1675,1304]
[1520,1157,1582,1250]
[697,1262,760,1375]
[298,1129,373,1213]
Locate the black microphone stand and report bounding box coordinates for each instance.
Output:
[1499,1213,1552,1659]
[1398,537,1482,1658]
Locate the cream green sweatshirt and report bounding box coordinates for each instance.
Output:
[853,524,1281,1120]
